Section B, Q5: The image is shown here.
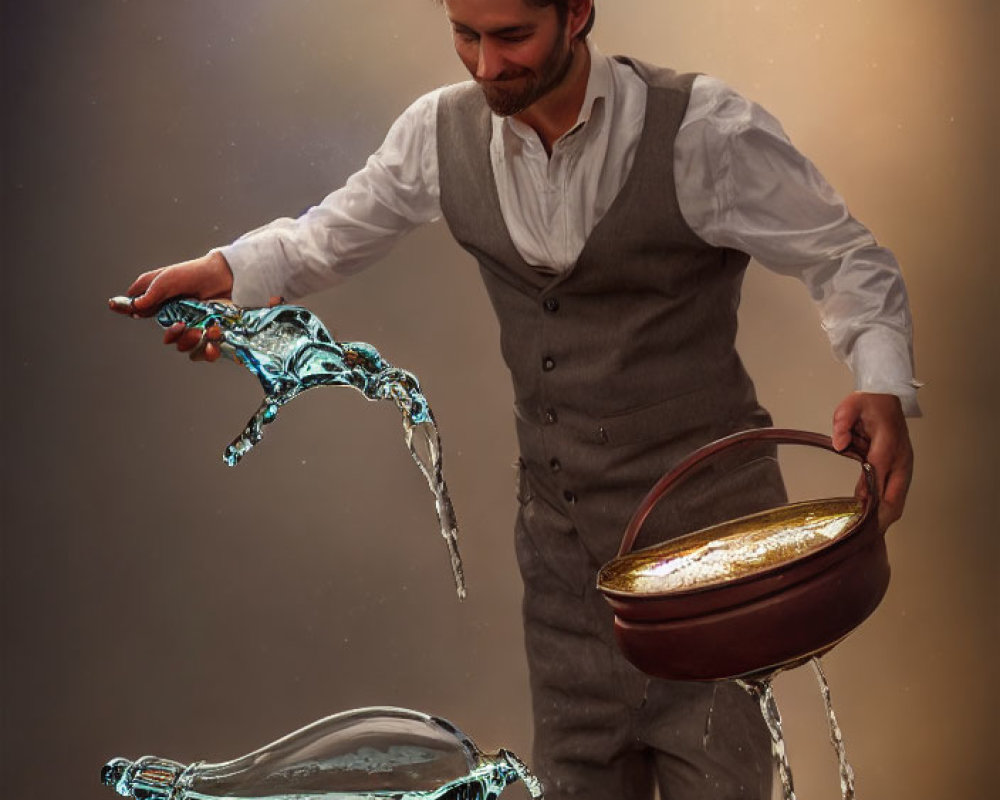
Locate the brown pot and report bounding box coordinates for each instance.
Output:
[597,428,889,681]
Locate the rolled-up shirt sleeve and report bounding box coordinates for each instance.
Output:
[676,76,921,415]
[220,89,443,307]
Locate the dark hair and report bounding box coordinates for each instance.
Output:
[434,1,596,41]
[527,1,596,40]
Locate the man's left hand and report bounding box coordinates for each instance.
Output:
[832,392,913,532]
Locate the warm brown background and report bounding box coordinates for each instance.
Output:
[1,2,997,798]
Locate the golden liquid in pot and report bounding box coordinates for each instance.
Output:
[601,498,864,596]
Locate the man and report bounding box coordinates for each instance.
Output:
[112,1,917,798]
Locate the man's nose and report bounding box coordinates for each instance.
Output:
[476,39,504,80]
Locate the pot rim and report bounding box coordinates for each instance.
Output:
[598,493,871,601]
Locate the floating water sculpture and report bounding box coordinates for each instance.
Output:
[101,706,544,799]
[110,296,465,599]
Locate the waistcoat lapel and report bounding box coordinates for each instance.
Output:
[436,87,549,294]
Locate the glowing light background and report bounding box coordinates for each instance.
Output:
[1,2,996,798]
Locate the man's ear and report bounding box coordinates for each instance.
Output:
[567,0,594,40]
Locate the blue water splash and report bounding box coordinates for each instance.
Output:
[118,297,465,599]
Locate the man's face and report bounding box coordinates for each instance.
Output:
[443,0,575,116]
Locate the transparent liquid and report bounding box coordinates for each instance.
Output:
[736,675,797,800]
[178,767,514,800]
[737,657,859,800]
[102,708,543,800]
[152,299,466,599]
[812,658,856,800]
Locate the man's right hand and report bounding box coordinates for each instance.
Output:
[112,251,235,317]
[109,251,235,361]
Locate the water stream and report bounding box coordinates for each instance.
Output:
[114,297,467,599]
[811,658,856,800]
[737,657,859,800]
[736,675,797,800]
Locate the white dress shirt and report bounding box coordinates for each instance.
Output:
[221,43,920,414]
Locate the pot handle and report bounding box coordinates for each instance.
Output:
[617,428,878,557]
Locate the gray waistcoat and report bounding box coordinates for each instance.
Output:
[437,58,783,564]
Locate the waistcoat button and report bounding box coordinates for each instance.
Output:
[543,297,560,313]
[549,457,561,473]
[542,356,555,371]
[544,408,558,424]
[563,490,577,504]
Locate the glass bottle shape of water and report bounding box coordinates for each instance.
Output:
[101,706,543,799]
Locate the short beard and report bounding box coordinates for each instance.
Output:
[478,33,575,116]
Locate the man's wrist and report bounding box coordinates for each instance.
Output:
[853,383,922,418]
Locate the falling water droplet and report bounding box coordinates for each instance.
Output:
[702,683,718,749]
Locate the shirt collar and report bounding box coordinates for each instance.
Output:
[502,40,612,144]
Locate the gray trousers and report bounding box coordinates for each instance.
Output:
[514,485,774,800]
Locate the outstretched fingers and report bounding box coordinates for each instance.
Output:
[107,269,166,316]
[125,267,180,317]
[125,267,164,300]
[111,251,235,318]
[111,252,236,362]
